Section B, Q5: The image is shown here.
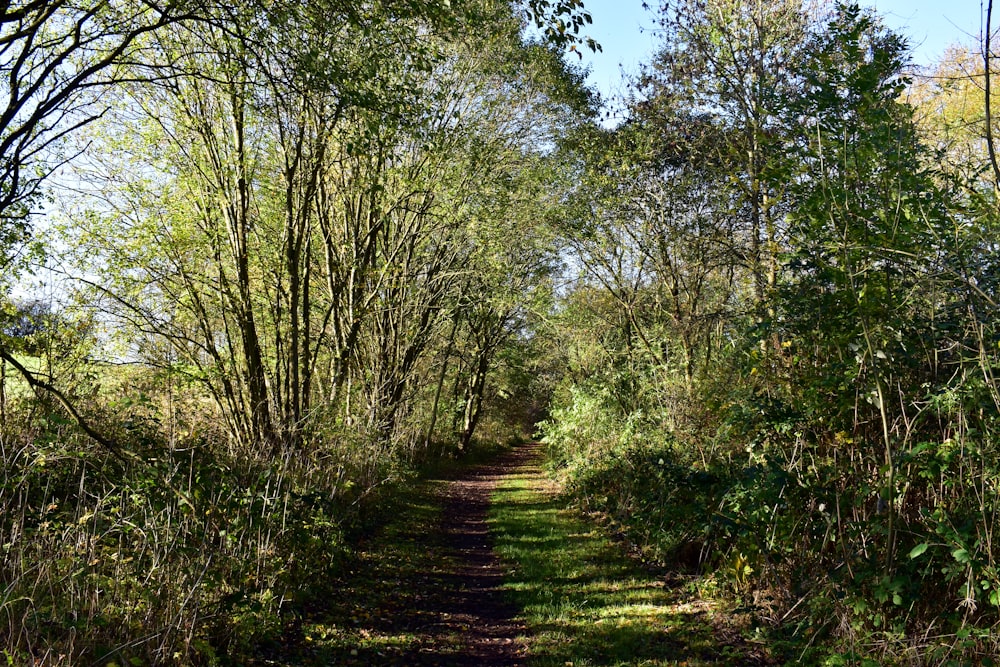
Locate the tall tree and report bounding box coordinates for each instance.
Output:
[777,2,955,573]
[647,0,814,311]
[0,0,200,274]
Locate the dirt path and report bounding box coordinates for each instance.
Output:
[256,443,772,666]
[262,446,536,666]
[424,446,537,665]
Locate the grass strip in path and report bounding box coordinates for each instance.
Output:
[491,444,772,666]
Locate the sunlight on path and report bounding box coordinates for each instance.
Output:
[262,451,530,666]
[257,444,768,666]
[491,444,771,666]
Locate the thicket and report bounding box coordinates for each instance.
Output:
[541,1,1000,663]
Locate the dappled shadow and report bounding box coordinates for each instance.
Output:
[256,449,531,666]
[252,444,771,666]
[491,443,774,666]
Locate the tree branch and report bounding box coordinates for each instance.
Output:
[0,344,127,462]
[985,0,1000,189]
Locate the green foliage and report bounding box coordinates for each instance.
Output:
[562,442,720,567]
[0,2,593,660]
[11,0,1000,663]
[0,383,441,663]
[521,0,601,55]
[542,1,1000,663]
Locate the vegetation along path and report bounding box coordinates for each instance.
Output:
[259,444,771,666]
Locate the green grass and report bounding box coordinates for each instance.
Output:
[251,446,769,665]
[490,460,758,666]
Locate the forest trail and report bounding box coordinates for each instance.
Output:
[260,444,768,666]
[258,447,532,666]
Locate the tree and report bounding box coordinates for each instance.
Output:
[60,0,593,457]
[544,0,815,456]
[0,0,595,272]
[0,0,201,275]
[774,2,959,576]
[646,0,814,311]
[0,0,206,461]
[909,46,997,190]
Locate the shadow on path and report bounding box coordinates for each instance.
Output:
[259,448,531,666]
[255,444,770,666]
[491,443,774,666]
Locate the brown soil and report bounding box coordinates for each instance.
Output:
[260,446,536,666]
[417,445,537,665]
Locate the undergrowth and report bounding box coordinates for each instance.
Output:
[0,394,424,665]
[550,437,1000,666]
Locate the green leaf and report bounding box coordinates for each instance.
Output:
[952,547,971,564]
[908,542,929,559]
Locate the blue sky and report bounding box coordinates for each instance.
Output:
[576,0,986,106]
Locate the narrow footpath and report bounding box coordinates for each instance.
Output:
[258,447,532,666]
[259,444,769,666]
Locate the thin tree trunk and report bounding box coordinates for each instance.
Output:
[227,89,274,451]
[460,343,492,451]
[986,0,1000,189]
[0,355,6,439]
[301,235,312,417]
[425,313,461,452]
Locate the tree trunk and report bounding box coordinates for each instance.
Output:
[425,313,461,453]
[0,355,6,437]
[459,345,492,451]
